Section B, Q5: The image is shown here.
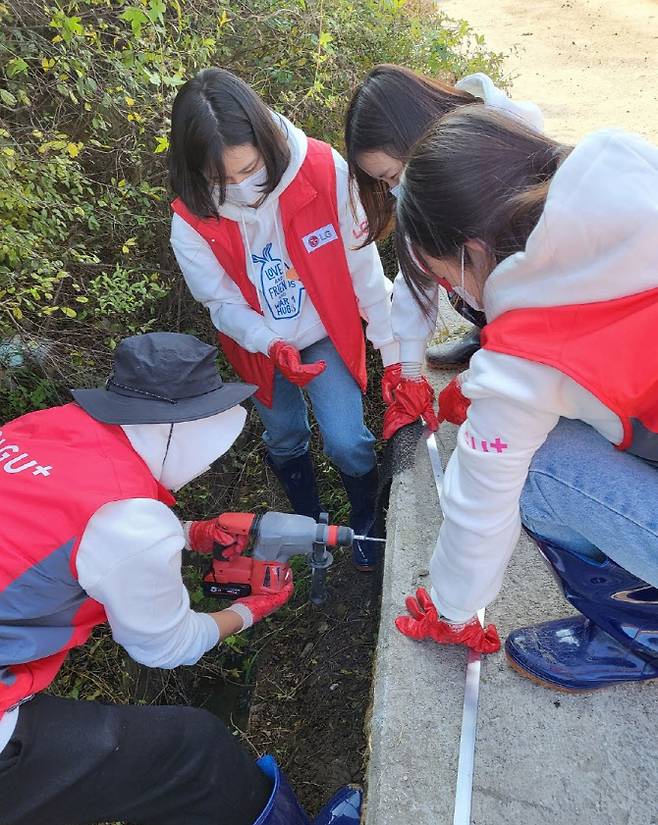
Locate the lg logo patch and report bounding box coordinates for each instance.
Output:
[302,224,338,253]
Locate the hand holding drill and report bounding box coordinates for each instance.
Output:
[188,511,384,613]
[187,514,296,635]
[185,517,249,557]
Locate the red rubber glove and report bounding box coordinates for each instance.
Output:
[395,587,500,654]
[186,519,249,557]
[381,363,402,405]
[382,376,439,440]
[231,569,295,629]
[437,375,471,425]
[268,340,326,387]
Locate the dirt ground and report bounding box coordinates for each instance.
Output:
[245,552,383,816]
[440,0,658,142]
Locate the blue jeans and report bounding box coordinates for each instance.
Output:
[520,418,658,587]
[252,337,376,478]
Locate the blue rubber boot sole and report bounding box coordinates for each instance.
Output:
[506,615,658,691]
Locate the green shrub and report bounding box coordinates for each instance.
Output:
[0,0,505,403]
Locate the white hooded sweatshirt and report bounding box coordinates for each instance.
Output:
[431,129,658,622]
[0,405,247,751]
[171,114,399,367]
[391,73,544,362]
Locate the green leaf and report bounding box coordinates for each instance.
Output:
[6,58,28,78]
[0,89,17,108]
[153,135,169,154]
[119,7,149,37]
[60,306,77,318]
[146,0,166,24]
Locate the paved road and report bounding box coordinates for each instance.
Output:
[441,0,658,141]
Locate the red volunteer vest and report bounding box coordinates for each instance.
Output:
[0,403,175,713]
[172,138,367,407]
[482,286,658,461]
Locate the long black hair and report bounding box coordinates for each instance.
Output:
[396,105,572,312]
[345,64,480,245]
[169,68,290,218]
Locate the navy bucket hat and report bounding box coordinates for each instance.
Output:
[72,332,256,425]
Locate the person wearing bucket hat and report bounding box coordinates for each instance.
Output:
[0,331,361,825]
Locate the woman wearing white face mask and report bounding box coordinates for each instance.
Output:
[393,106,658,692]
[344,65,543,440]
[169,68,400,572]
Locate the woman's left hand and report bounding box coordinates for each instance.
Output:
[382,376,439,439]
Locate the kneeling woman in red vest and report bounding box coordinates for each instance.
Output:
[392,105,658,692]
[0,333,360,825]
[169,68,400,571]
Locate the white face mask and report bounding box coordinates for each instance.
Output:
[122,406,247,492]
[389,184,401,199]
[452,245,484,312]
[224,165,267,206]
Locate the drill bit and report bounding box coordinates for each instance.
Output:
[352,535,387,543]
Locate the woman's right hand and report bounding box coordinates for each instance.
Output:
[268,340,326,387]
[382,376,439,439]
[437,374,471,425]
[395,588,500,654]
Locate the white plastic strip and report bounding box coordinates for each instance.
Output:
[452,607,486,825]
[425,430,444,496]
[425,428,483,825]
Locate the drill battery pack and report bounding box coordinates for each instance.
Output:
[202,556,290,601]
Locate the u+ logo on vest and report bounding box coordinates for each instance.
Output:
[0,431,52,477]
[253,242,305,321]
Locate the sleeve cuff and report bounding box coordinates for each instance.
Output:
[398,339,428,363]
[430,586,478,624]
[226,603,253,632]
[379,340,400,367]
[182,521,193,551]
[251,327,280,357]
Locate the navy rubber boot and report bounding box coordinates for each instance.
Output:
[254,755,361,825]
[506,537,658,691]
[265,451,322,520]
[339,465,381,571]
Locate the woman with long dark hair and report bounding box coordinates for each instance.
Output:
[345,65,543,438]
[394,105,658,692]
[169,68,400,571]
